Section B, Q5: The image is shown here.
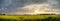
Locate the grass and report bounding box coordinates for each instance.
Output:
[0,14,60,21]
[0,15,49,19]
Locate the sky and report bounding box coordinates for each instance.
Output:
[0,0,60,15]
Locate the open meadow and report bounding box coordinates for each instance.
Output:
[0,14,60,21]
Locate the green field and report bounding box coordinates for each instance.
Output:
[0,14,60,21]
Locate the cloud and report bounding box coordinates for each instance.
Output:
[6,3,50,15]
[0,0,60,15]
[47,0,60,9]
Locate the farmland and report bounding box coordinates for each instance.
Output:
[0,14,60,21]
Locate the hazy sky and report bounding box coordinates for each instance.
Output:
[0,0,60,15]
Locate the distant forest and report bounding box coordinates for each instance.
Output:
[0,13,56,15]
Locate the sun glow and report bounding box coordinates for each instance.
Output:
[33,3,49,14]
[35,10,39,14]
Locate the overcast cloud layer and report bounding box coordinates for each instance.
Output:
[0,0,60,15]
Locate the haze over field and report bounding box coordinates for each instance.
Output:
[0,0,60,15]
